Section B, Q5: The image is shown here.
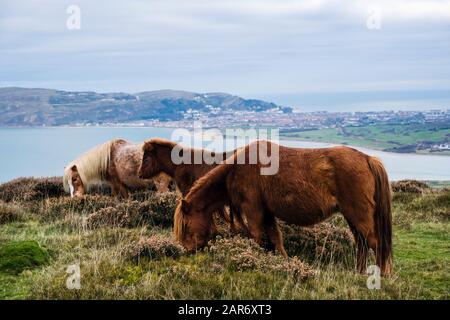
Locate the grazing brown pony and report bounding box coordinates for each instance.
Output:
[138,138,243,229]
[174,141,393,275]
[63,139,170,198]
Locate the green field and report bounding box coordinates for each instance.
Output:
[281,124,450,153]
[0,178,449,300]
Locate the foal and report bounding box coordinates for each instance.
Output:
[175,141,393,275]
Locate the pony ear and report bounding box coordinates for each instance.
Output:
[181,199,191,214]
[143,141,154,154]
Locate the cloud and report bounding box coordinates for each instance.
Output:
[0,0,449,110]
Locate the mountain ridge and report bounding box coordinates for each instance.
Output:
[0,87,292,126]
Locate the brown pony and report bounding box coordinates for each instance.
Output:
[63,139,170,198]
[138,138,243,229]
[174,141,393,275]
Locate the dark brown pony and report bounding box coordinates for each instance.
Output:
[138,138,243,229]
[174,141,393,275]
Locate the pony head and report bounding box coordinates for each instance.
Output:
[63,140,114,197]
[63,165,85,197]
[138,138,176,179]
[174,198,212,252]
[138,140,159,179]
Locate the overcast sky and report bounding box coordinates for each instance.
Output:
[1,0,450,111]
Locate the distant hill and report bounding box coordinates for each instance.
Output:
[0,87,291,126]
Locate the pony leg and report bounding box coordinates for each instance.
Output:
[112,181,128,198]
[210,220,218,237]
[154,174,171,192]
[229,205,247,234]
[229,207,246,234]
[346,219,369,274]
[228,207,236,233]
[108,177,128,198]
[265,219,288,257]
[342,204,376,274]
[217,207,231,223]
[215,206,238,234]
[110,183,119,196]
[235,208,249,234]
[351,225,387,275]
[110,180,122,197]
[216,206,242,234]
[119,184,129,198]
[240,201,264,245]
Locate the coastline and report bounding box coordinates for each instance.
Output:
[1,124,449,157]
[279,134,450,157]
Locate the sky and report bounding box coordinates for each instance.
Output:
[1,0,450,111]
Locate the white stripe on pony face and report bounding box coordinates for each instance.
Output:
[68,179,74,198]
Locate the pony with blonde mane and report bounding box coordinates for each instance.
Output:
[175,140,393,275]
[63,139,170,198]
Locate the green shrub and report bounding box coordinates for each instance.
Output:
[0,241,49,274]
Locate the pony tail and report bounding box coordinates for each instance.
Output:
[367,157,393,275]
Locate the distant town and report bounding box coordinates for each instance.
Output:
[100,108,450,154]
[121,108,450,132]
[1,87,448,154]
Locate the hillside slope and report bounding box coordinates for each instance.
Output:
[0,87,291,126]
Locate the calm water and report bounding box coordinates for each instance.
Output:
[0,127,449,183]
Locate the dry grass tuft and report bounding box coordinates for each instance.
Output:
[280,221,355,265]
[391,180,430,193]
[38,195,114,221]
[0,177,65,202]
[85,193,178,229]
[208,236,316,279]
[123,234,185,261]
[0,200,23,224]
[85,207,129,228]
[393,189,450,228]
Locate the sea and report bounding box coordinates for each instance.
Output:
[0,127,449,183]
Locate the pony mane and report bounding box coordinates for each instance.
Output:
[186,163,231,201]
[174,161,234,242]
[63,139,122,192]
[148,137,235,160]
[146,137,177,148]
[173,201,185,242]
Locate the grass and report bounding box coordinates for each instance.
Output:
[281,124,450,153]
[0,240,49,274]
[394,224,449,298]
[0,177,449,300]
